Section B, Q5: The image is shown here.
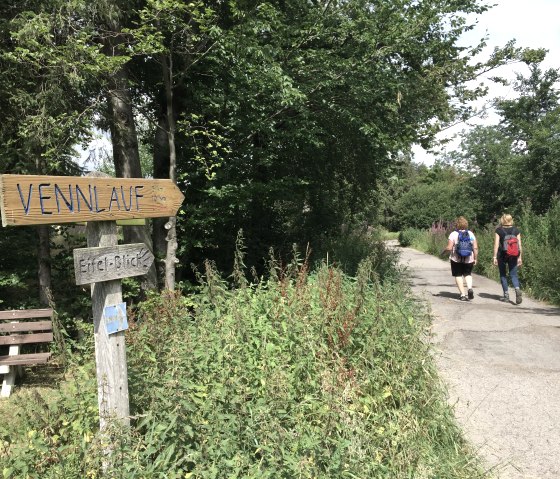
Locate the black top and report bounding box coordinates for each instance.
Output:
[496,226,520,255]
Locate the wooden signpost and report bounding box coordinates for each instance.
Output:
[87,220,131,431]
[0,174,184,436]
[0,174,184,226]
[73,243,155,285]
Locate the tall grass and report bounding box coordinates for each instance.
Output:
[323,227,400,279]
[399,221,449,257]
[0,247,485,478]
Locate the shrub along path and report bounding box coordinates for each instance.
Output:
[393,242,560,479]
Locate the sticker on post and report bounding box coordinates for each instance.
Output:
[104,303,128,335]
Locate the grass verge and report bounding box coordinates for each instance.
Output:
[0,251,486,478]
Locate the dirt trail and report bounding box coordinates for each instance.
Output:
[394,242,560,479]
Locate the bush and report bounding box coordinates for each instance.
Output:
[392,180,479,230]
[0,258,485,478]
[323,229,399,280]
[513,200,560,303]
[398,228,419,247]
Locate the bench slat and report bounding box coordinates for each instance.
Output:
[0,321,52,333]
[0,309,53,321]
[0,352,51,366]
[0,332,54,346]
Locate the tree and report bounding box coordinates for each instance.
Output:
[128,0,223,289]
[390,163,479,229]
[2,0,513,289]
[0,0,91,305]
[497,64,560,212]
[452,125,520,224]
[95,1,159,290]
[2,0,161,291]
[165,0,495,272]
[453,59,560,221]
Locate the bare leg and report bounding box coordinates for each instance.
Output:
[455,276,466,296]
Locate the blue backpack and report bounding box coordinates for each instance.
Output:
[456,230,473,258]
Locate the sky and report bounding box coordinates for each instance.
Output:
[412,0,560,165]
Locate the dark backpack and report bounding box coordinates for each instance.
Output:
[501,228,520,257]
[456,230,473,258]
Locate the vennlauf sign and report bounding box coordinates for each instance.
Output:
[0,174,184,226]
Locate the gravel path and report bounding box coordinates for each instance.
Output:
[394,243,560,478]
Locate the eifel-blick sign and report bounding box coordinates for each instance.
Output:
[73,243,155,285]
[0,174,184,226]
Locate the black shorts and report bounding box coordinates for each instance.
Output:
[450,260,474,277]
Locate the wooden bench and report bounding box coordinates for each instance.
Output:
[0,308,54,398]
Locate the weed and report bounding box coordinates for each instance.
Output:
[0,250,485,478]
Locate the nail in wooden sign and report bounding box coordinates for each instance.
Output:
[73,243,155,285]
[0,174,184,226]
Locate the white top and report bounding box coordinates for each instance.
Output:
[448,230,476,263]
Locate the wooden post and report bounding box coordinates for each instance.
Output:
[0,172,184,424]
[0,330,20,398]
[87,220,130,428]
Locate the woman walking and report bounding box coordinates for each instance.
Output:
[493,213,523,304]
[442,216,478,301]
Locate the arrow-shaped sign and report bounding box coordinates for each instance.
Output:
[73,243,155,285]
[0,174,184,226]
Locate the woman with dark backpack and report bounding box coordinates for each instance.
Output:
[493,213,523,304]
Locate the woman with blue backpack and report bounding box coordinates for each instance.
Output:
[493,213,523,304]
[441,216,478,301]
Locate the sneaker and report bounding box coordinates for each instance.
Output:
[499,293,510,302]
[515,288,522,305]
[467,289,474,300]
[460,295,468,301]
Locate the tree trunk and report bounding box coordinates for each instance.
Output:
[152,112,170,290]
[161,53,179,291]
[37,225,52,306]
[107,66,158,291]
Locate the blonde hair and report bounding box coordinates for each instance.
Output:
[456,216,468,230]
[500,214,513,226]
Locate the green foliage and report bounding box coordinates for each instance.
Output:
[385,163,480,231]
[404,229,448,258]
[453,125,519,224]
[319,228,400,280]
[515,200,560,303]
[158,0,495,276]
[360,226,400,242]
[0,0,517,290]
[454,61,560,221]
[0,227,39,308]
[0,351,100,478]
[398,228,421,248]
[0,257,484,478]
[395,180,470,229]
